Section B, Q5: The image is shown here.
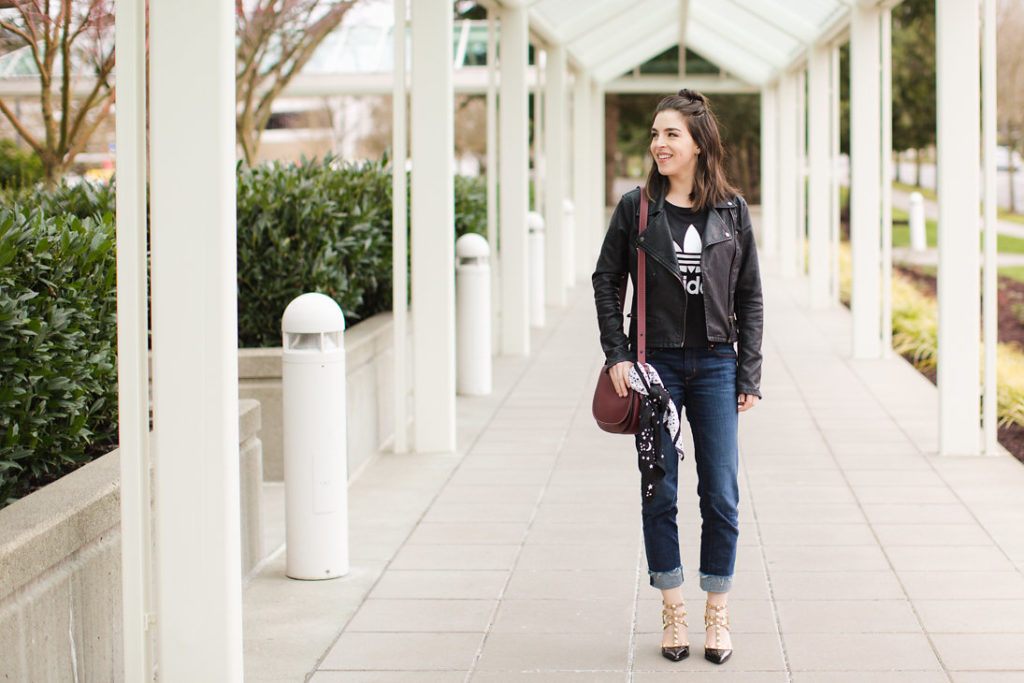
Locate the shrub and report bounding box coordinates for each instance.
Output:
[0,139,43,190]
[454,174,487,240]
[236,155,394,348]
[0,207,118,505]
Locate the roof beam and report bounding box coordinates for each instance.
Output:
[689,2,791,69]
[570,0,675,68]
[685,18,771,85]
[559,0,627,45]
[605,74,757,94]
[721,0,816,45]
[678,0,690,77]
[591,21,678,82]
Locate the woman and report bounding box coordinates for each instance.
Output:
[592,89,763,664]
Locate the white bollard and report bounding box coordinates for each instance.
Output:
[563,198,576,288]
[909,191,927,252]
[528,211,546,327]
[281,293,348,580]
[456,233,493,395]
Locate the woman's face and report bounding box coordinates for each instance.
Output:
[650,109,700,180]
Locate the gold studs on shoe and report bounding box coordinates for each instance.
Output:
[703,602,732,664]
[660,602,690,662]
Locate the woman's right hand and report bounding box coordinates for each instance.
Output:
[608,361,634,398]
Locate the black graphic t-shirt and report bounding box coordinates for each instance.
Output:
[664,201,710,347]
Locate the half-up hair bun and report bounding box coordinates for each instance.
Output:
[677,89,706,106]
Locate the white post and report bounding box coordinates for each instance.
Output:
[410,0,456,451]
[392,0,409,452]
[486,12,500,356]
[544,42,567,307]
[830,43,842,305]
[593,81,606,255]
[149,0,242,678]
[534,47,545,214]
[778,71,799,278]
[983,0,998,455]
[455,234,493,395]
[760,83,778,258]
[849,3,882,359]
[573,70,592,281]
[115,0,153,679]
[808,45,830,307]
[937,0,981,455]
[880,8,894,355]
[796,67,807,276]
[500,4,530,355]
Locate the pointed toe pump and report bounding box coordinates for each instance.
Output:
[703,602,732,664]
[660,602,690,661]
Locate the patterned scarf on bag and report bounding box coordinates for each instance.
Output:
[629,363,686,503]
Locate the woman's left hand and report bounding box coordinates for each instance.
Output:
[737,394,759,412]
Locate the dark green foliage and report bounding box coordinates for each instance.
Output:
[0,139,43,190]
[236,155,395,348]
[892,0,936,154]
[5,179,117,222]
[0,206,118,506]
[454,174,487,241]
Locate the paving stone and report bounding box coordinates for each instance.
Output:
[913,599,1024,633]
[774,599,921,633]
[783,633,941,671]
[474,631,629,671]
[319,632,482,671]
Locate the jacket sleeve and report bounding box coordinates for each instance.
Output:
[592,194,635,367]
[734,196,764,398]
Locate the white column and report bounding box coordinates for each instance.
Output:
[544,42,567,307]
[573,70,592,282]
[592,81,606,255]
[796,67,807,276]
[937,0,981,455]
[830,44,842,306]
[392,0,409,452]
[410,0,455,451]
[760,83,778,258]
[808,46,831,307]
[778,71,799,278]
[533,48,545,214]
[486,13,500,356]
[880,9,894,354]
[149,0,242,679]
[983,0,998,455]
[849,3,882,359]
[499,4,530,355]
[115,0,153,679]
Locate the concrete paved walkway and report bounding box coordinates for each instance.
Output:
[243,258,1024,682]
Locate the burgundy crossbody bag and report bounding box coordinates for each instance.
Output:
[592,189,649,434]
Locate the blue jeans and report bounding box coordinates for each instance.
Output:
[641,345,739,593]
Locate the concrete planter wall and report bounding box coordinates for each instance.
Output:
[239,310,407,481]
[0,401,263,682]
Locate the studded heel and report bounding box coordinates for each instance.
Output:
[703,602,732,664]
[660,602,690,661]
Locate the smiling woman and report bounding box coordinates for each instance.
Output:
[592,89,764,666]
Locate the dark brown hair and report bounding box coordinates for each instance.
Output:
[644,88,738,211]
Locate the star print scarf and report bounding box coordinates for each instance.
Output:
[629,363,685,503]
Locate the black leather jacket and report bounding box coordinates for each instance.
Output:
[592,187,764,398]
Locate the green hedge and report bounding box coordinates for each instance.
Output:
[0,139,43,190]
[237,155,488,347]
[0,159,488,505]
[0,206,118,505]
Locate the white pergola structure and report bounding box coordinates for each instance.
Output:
[112,0,1000,679]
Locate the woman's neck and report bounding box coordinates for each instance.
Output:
[665,173,695,207]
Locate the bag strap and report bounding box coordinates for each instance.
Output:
[637,189,648,364]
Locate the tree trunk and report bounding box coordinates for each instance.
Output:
[915,148,923,188]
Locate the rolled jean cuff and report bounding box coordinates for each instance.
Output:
[699,573,732,593]
[648,567,683,590]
